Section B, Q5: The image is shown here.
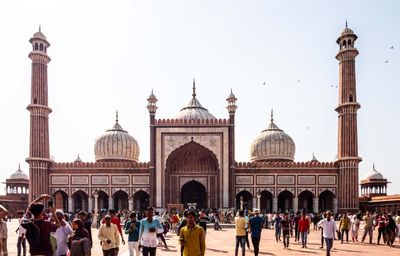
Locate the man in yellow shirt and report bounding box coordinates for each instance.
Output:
[179,211,205,256]
[235,210,246,256]
[339,212,350,243]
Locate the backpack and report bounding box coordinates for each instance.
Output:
[21,218,41,249]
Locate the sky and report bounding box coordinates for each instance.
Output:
[0,0,399,194]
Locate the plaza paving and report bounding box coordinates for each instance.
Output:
[4,219,400,255]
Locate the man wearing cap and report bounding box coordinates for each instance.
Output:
[53,210,73,256]
[102,209,126,250]
[99,214,120,256]
[249,210,264,256]
[138,207,163,256]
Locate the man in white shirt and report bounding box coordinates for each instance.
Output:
[52,210,73,256]
[318,211,337,256]
[138,207,163,256]
[16,210,26,256]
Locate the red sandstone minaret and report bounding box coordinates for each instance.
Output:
[26,27,52,201]
[335,22,362,212]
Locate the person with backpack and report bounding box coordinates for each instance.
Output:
[22,194,63,256]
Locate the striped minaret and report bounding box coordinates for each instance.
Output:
[335,22,362,212]
[26,27,52,201]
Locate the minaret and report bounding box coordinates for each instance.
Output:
[226,89,237,206]
[147,89,158,206]
[335,22,362,212]
[26,27,52,201]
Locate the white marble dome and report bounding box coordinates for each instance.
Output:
[363,164,384,180]
[10,165,28,180]
[250,114,295,162]
[175,82,216,120]
[94,117,139,162]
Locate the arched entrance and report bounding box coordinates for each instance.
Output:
[133,190,149,212]
[236,190,253,210]
[113,190,129,211]
[165,140,219,208]
[319,190,335,212]
[278,190,293,212]
[53,190,68,212]
[98,190,109,211]
[181,180,207,209]
[298,190,314,212]
[260,190,273,212]
[72,190,88,213]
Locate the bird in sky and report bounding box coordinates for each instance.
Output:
[385,60,389,63]
[390,46,394,49]
[307,126,310,130]
[330,85,334,87]
[297,80,301,83]
[262,82,266,86]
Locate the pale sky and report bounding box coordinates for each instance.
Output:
[1,0,399,194]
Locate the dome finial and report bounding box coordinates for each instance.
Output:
[373,162,376,171]
[18,163,21,171]
[115,110,119,123]
[345,19,348,28]
[270,109,274,122]
[192,78,196,98]
[39,25,41,32]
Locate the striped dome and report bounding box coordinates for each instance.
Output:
[94,116,139,162]
[250,114,295,162]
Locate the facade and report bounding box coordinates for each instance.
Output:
[27,25,361,214]
[0,165,29,216]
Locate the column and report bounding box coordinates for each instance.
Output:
[293,197,298,213]
[257,196,261,210]
[272,197,278,212]
[129,197,134,211]
[252,197,257,211]
[68,197,73,213]
[88,197,93,213]
[108,197,114,210]
[333,198,338,213]
[92,194,99,228]
[313,197,319,213]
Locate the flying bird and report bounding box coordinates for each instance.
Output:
[390,46,394,49]
[262,82,266,86]
[385,60,389,63]
[297,80,301,83]
[330,85,334,88]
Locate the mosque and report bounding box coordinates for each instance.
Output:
[25,25,362,214]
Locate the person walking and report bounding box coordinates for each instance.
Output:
[78,211,93,248]
[102,209,125,254]
[16,210,26,256]
[68,219,90,256]
[0,215,8,256]
[274,213,282,242]
[361,211,373,244]
[249,210,264,256]
[98,215,120,256]
[298,212,310,248]
[376,213,386,245]
[318,211,337,256]
[350,214,360,242]
[124,212,140,256]
[234,210,247,256]
[153,211,168,249]
[53,210,73,256]
[339,212,350,243]
[280,213,291,250]
[179,211,206,256]
[138,207,163,256]
[197,210,210,237]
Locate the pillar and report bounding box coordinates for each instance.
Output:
[313,197,319,213]
[257,196,261,210]
[293,197,298,213]
[252,197,257,211]
[108,197,114,210]
[88,197,93,213]
[333,198,338,213]
[129,197,134,211]
[68,197,73,213]
[272,197,278,212]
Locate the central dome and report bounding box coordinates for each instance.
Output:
[94,114,139,162]
[250,112,295,162]
[175,81,216,120]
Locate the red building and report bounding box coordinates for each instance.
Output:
[26,25,361,214]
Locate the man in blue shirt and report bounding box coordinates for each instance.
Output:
[124,212,140,256]
[249,210,264,256]
[138,207,163,256]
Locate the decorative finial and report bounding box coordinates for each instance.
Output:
[270,109,274,122]
[39,25,41,32]
[345,19,348,28]
[18,163,21,171]
[373,162,376,171]
[115,110,119,123]
[192,78,196,98]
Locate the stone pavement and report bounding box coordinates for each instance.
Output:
[4,219,400,255]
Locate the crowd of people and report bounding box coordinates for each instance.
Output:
[0,194,399,256]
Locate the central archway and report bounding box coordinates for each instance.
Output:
[298,190,314,212]
[113,190,129,211]
[278,190,293,212]
[181,180,207,209]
